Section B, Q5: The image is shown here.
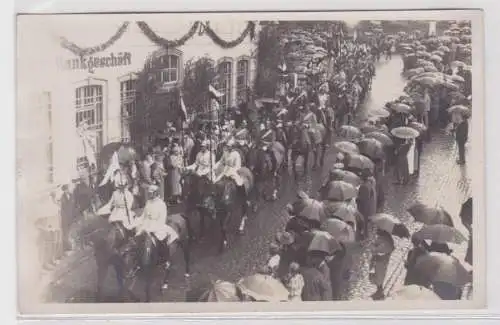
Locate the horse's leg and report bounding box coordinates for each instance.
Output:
[181,240,191,278]
[303,151,309,177]
[96,260,107,302]
[161,244,175,290]
[218,211,229,254]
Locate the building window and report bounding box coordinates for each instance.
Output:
[236,59,249,102]
[217,61,232,110]
[157,55,179,84]
[40,92,54,184]
[75,85,103,168]
[120,78,137,142]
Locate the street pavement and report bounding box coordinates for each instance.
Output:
[47,55,472,303]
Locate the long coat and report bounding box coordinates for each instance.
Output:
[166,152,184,197]
[300,266,333,301]
[357,177,377,219]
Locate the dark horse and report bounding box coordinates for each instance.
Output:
[92,214,191,302]
[288,124,327,180]
[121,213,191,302]
[183,170,253,253]
[247,143,285,201]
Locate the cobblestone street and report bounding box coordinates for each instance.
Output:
[47,56,472,303]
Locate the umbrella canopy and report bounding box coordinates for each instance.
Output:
[408,121,428,134]
[329,169,362,187]
[297,198,326,222]
[199,280,240,302]
[320,218,356,243]
[387,285,441,301]
[391,102,413,114]
[450,75,465,83]
[339,125,363,142]
[404,68,425,78]
[416,45,427,51]
[412,76,439,87]
[432,50,445,57]
[451,60,467,69]
[438,45,450,52]
[357,138,385,160]
[359,123,380,134]
[414,252,471,286]
[347,154,375,172]
[368,107,391,118]
[322,201,358,224]
[412,224,467,244]
[323,180,358,201]
[334,141,360,155]
[237,274,289,302]
[365,131,394,147]
[407,203,454,226]
[430,55,442,62]
[369,213,401,233]
[391,126,420,139]
[308,230,342,255]
[423,65,439,72]
[447,104,470,116]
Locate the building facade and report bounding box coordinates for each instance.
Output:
[16,16,258,292]
[17,16,257,207]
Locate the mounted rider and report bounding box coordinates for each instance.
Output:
[233,119,251,148]
[185,139,217,184]
[299,103,321,144]
[213,138,248,200]
[100,173,135,233]
[259,120,278,173]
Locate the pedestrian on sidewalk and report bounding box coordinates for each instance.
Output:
[369,229,395,300]
[453,114,469,165]
[356,168,377,239]
[283,262,304,301]
[394,139,411,185]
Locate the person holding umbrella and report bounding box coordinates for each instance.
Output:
[451,111,469,165]
[369,229,395,300]
[356,168,377,240]
[393,137,412,185]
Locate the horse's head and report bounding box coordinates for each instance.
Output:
[217,177,237,208]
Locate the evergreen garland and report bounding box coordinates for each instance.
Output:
[203,21,256,48]
[60,22,130,57]
[136,21,200,48]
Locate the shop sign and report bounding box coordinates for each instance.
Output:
[60,52,132,73]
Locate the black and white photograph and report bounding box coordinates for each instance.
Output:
[16,11,484,314]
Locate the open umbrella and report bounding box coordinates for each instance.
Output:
[369,213,410,238]
[357,138,385,160]
[438,45,450,52]
[387,285,441,301]
[329,169,362,186]
[391,102,413,114]
[430,55,442,62]
[347,153,375,172]
[297,198,326,222]
[407,203,454,226]
[334,141,360,155]
[365,131,394,147]
[323,180,358,201]
[199,280,240,302]
[308,230,342,255]
[391,127,420,139]
[447,105,470,116]
[423,65,439,72]
[450,75,465,83]
[322,201,358,224]
[359,123,379,134]
[408,121,428,134]
[339,125,363,142]
[412,224,467,244]
[320,218,356,243]
[414,252,471,286]
[368,107,391,118]
[237,274,289,302]
[432,50,445,57]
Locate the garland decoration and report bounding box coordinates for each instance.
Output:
[204,21,256,48]
[60,22,130,57]
[136,21,200,49]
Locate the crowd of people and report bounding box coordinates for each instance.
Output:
[41,21,474,303]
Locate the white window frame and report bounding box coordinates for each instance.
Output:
[74,79,106,169]
[119,73,138,142]
[216,58,234,110]
[236,56,250,103]
[157,54,180,85]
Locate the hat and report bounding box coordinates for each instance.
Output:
[147,184,159,193]
[276,231,295,246]
[201,140,209,147]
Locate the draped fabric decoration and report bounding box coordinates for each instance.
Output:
[60,22,130,57]
[136,21,201,48]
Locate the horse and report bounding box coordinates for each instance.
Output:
[288,123,327,180]
[121,213,191,302]
[247,142,285,201]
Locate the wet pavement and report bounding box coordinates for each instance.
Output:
[47,55,472,303]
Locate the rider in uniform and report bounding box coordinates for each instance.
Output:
[185,139,217,188]
[101,173,135,233]
[213,138,247,199]
[259,120,278,174]
[300,103,319,143]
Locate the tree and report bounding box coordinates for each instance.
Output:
[182,56,217,117]
[254,22,284,98]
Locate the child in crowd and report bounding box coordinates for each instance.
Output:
[266,242,281,277]
[283,262,304,301]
